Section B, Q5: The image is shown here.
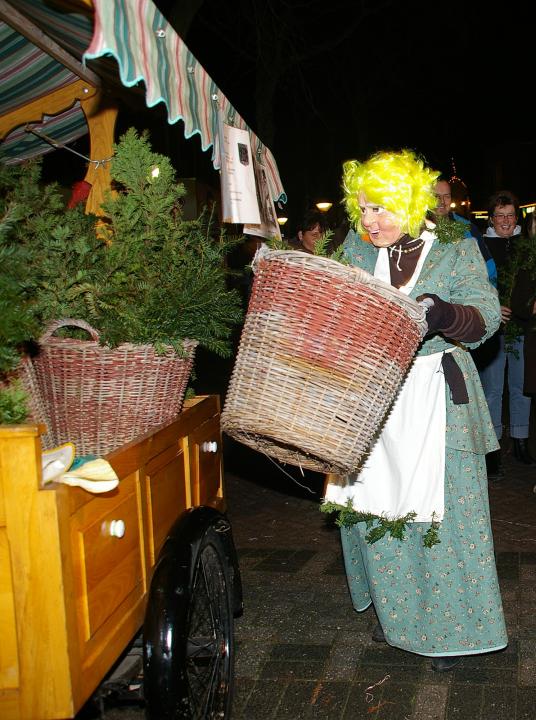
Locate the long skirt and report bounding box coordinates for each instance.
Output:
[340,448,508,656]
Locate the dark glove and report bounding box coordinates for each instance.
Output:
[416,293,455,335]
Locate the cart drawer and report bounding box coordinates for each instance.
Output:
[71,480,144,641]
[145,444,189,566]
[189,415,223,508]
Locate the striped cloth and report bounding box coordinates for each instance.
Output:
[0,104,87,165]
[0,1,92,164]
[84,0,286,203]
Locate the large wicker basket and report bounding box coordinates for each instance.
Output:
[221,248,428,475]
[19,319,197,456]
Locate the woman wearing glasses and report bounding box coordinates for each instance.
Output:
[476,190,534,479]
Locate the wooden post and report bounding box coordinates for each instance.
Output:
[0,426,80,719]
[79,90,118,216]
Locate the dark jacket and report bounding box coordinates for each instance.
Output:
[511,268,536,394]
[482,226,529,331]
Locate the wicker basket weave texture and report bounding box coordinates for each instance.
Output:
[17,356,56,450]
[222,250,427,475]
[24,319,197,456]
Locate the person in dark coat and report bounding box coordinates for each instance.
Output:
[511,267,536,394]
[475,191,534,478]
[510,212,536,462]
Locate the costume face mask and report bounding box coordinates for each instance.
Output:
[358,192,404,247]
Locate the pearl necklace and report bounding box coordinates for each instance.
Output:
[389,238,425,255]
[389,237,425,270]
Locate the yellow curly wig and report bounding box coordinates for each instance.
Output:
[342,149,440,239]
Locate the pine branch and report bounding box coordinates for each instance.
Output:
[320,500,440,547]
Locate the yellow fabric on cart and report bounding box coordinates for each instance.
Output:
[41,444,119,494]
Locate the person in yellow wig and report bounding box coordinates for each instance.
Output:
[323,149,507,672]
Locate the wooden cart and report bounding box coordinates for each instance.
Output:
[0,395,241,719]
[1,4,249,716]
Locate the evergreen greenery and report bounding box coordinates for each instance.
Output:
[422,513,441,548]
[266,228,348,263]
[0,205,38,374]
[0,380,29,425]
[0,128,245,422]
[433,214,467,245]
[500,233,536,353]
[0,162,72,423]
[1,128,243,355]
[320,500,441,548]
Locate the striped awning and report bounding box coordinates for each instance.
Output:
[0,0,93,163]
[0,104,87,164]
[84,0,285,202]
[0,0,286,202]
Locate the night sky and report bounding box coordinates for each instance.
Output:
[154,0,536,230]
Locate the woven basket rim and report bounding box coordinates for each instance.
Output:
[252,246,428,333]
[36,338,199,352]
[37,319,199,354]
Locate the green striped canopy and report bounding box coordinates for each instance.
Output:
[0,0,286,202]
[0,0,92,164]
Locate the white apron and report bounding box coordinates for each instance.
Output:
[324,233,446,522]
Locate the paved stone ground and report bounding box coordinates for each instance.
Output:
[224,440,536,720]
[77,440,536,719]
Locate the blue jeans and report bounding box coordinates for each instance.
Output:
[478,334,531,440]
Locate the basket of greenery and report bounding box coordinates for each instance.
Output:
[27,318,198,455]
[2,129,242,454]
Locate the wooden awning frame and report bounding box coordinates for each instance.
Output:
[0,0,116,215]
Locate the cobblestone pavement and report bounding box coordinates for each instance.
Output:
[225,441,536,720]
[77,441,535,719]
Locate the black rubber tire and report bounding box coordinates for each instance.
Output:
[144,519,235,719]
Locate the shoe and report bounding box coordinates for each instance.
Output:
[486,450,504,482]
[372,623,386,643]
[512,438,535,465]
[431,656,462,672]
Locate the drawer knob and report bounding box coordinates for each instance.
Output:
[201,441,218,453]
[109,519,126,538]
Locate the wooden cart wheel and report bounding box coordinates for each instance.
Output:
[144,510,236,719]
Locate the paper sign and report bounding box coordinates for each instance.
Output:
[243,154,281,240]
[220,123,261,224]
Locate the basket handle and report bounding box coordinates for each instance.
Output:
[39,318,101,344]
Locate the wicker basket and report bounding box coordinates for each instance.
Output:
[17,356,56,450]
[221,249,428,475]
[19,319,197,455]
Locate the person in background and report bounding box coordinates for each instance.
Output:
[433,176,497,286]
[475,191,534,480]
[324,149,506,673]
[288,211,326,253]
[510,212,536,464]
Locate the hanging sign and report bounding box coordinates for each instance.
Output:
[243,153,281,240]
[220,123,261,224]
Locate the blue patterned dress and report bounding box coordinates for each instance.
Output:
[338,231,508,657]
